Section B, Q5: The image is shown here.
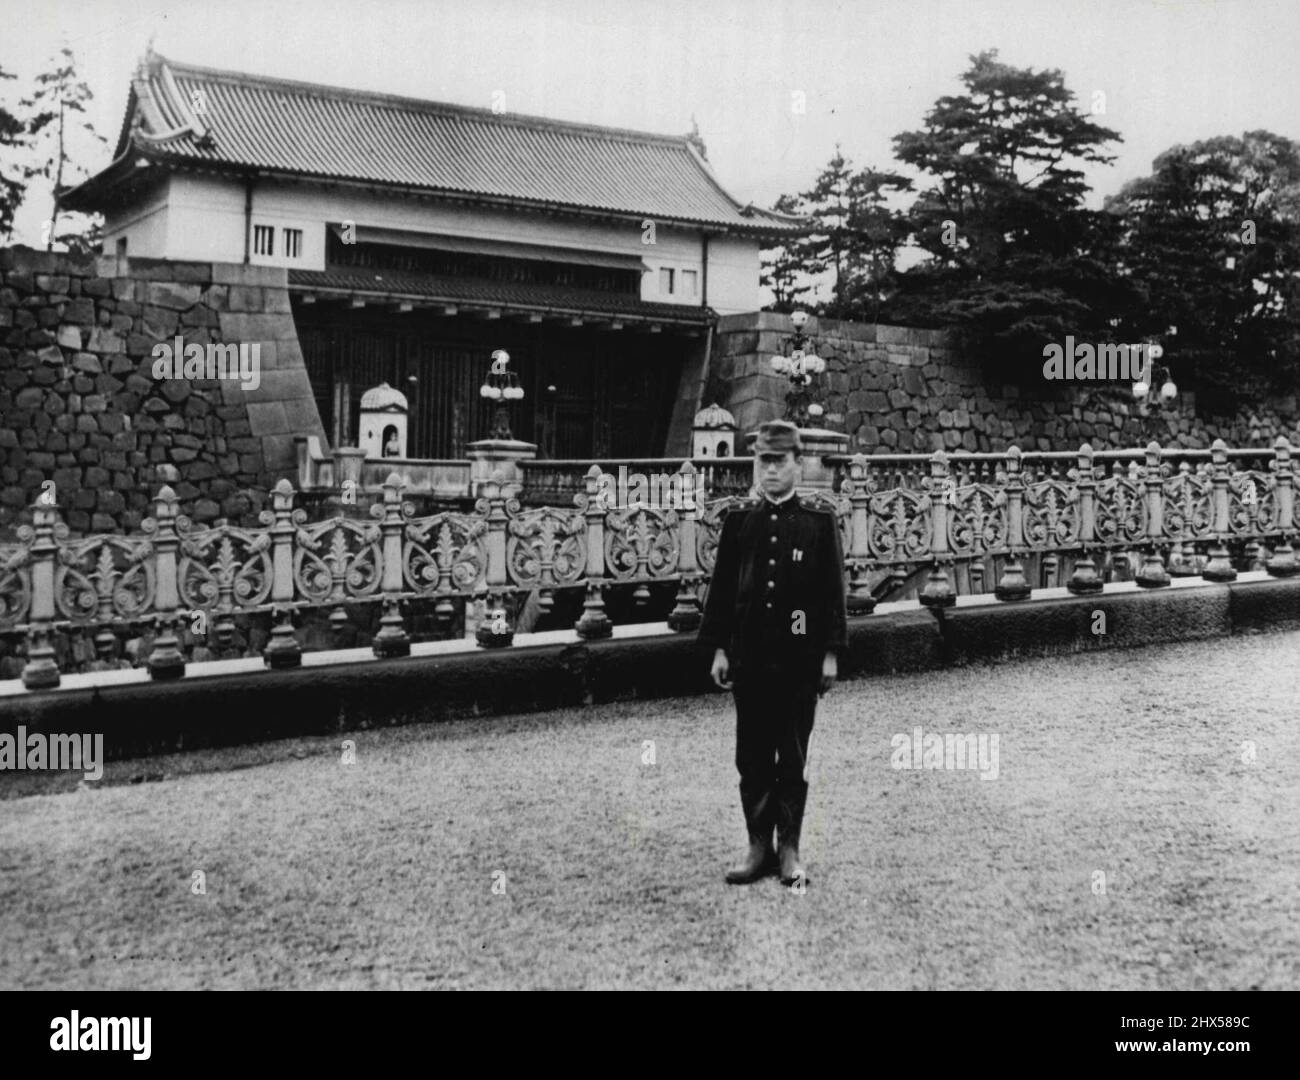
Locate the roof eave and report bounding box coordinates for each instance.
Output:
[108,150,800,235]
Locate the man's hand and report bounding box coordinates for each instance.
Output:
[819,652,837,696]
[711,648,733,690]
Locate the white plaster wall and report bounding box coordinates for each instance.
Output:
[115,174,765,311]
[102,185,170,259]
[705,235,762,316]
[163,174,246,262]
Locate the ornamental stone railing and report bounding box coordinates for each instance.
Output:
[1,437,1296,692]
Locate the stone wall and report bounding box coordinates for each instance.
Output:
[0,246,326,537]
[711,312,1300,452]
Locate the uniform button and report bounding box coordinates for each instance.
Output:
[770,514,778,522]
[765,602,773,609]
[769,535,778,544]
[767,580,775,589]
[768,558,776,566]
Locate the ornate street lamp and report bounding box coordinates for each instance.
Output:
[1132,341,1177,414]
[770,309,828,427]
[479,348,525,440]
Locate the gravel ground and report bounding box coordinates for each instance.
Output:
[2,631,1298,990]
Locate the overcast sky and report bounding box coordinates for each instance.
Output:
[4,0,1299,248]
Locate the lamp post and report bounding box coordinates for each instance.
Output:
[1131,340,1179,440]
[479,348,524,440]
[1133,342,1177,412]
[771,309,828,427]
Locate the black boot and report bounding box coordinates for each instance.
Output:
[725,784,777,884]
[724,836,779,884]
[776,782,809,887]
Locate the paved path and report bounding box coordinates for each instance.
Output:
[2,631,1298,990]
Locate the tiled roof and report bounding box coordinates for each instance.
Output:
[288,267,715,325]
[66,52,804,236]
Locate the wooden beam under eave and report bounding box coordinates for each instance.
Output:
[568,316,584,328]
[437,304,458,316]
[396,301,413,313]
[299,293,317,304]
[349,297,366,308]
[512,312,544,324]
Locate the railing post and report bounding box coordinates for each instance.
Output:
[146,485,185,680]
[21,497,61,690]
[995,445,1031,601]
[846,453,876,614]
[575,464,613,639]
[919,449,955,608]
[1068,443,1102,594]
[373,472,411,657]
[1136,440,1171,587]
[263,478,302,668]
[1202,438,1237,582]
[667,462,702,631]
[475,470,514,647]
[1267,435,1297,576]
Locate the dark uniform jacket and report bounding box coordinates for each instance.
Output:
[698,492,848,677]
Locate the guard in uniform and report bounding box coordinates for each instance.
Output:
[698,420,848,887]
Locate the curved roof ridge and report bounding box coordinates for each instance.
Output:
[154,52,698,151]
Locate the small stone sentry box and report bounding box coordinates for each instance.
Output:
[359,382,409,459]
[692,402,737,458]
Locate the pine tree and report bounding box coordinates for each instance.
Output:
[0,65,27,241]
[891,49,1129,373]
[21,45,106,252]
[760,193,814,311]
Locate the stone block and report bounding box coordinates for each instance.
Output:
[716,311,786,333]
[87,327,124,354]
[35,274,71,294]
[141,305,180,338]
[246,401,291,436]
[283,397,324,433]
[264,289,292,314]
[145,282,203,311]
[128,258,212,285]
[180,305,221,328]
[260,433,299,472]
[191,498,221,522]
[218,312,292,342]
[212,263,287,288]
[226,285,265,313]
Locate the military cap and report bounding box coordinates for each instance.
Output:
[754,419,803,454]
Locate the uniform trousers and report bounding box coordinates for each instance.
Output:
[732,648,819,847]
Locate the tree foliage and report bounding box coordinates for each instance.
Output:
[760,150,911,319]
[20,45,106,252]
[1105,131,1300,406]
[888,49,1129,372]
[0,65,28,241]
